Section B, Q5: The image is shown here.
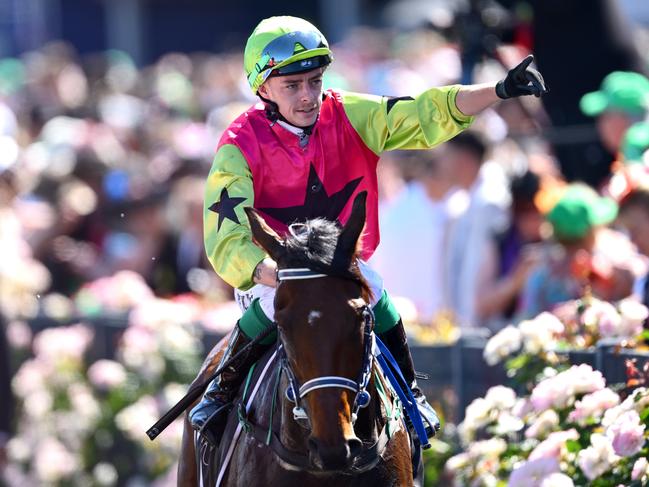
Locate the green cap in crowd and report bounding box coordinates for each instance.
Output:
[547,184,618,241]
[580,71,649,117]
[622,121,649,163]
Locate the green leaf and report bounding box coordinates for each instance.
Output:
[640,407,649,423]
[506,354,530,371]
[566,439,582,453]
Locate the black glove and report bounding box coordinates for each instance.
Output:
[495,55,548,99]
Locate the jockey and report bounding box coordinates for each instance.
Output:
[190,16,547,442]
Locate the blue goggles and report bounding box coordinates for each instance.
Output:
[248,30,331,86]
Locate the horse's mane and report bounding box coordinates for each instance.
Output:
[283,218,371,298]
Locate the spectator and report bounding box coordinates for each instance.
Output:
[622,121,649,164]
[618,187,649,309]
[475,170,545,330]
[441,131,510,327]
[605,121,649,201]
[529,0,648,187]
[580,71,649,164]
[371,150,459,322]
[520,184,634,317]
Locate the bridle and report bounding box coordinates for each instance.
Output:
[278,268,375,425]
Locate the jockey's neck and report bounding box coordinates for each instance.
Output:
[276,117,318,148]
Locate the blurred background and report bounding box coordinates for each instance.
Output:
[2,0,649,485]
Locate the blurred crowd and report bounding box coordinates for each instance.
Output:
[372,63,649,332]
[2,11,649,482]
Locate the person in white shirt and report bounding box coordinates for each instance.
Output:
[371,150,463,322]
[439,131,510,328]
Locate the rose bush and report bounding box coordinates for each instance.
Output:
[484,297,649,389]
[447,298,649,486]
[3,273,216,486]
[447,355,649,486]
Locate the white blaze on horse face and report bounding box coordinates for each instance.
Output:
[307,310,322,327]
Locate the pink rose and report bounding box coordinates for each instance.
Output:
[87,359,127,390]
[529,429,579,461]
[632,457,648,481]
[540,473,574,487]
[568,388,620,424]
[581,299,621,338]
[508,457,560,487]
[617,298,649,338]
[200,300,241,335]
[525,410,560,440]
[32,323,94,363]
[577,433,619,480]
[531,365,605,413]
[607,410,646,457]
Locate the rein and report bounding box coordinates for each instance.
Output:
[235,266,400,473]
[146,324,277,441]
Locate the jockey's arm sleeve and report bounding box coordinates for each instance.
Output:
[204,143,267,290]
[341,86,475,154]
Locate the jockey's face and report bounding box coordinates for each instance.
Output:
[258,67,324,127]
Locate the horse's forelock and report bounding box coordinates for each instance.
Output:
[283,219,371,299]
[284,218,339,266]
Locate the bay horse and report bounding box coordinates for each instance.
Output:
[178,191,419,486]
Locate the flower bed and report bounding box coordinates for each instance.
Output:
[3,273,224,486]
[445,296,649,486]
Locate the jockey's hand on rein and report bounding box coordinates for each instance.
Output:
[496,55,549,99]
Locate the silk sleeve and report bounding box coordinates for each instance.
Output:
[341,86,474,154]
[204,143,266,290]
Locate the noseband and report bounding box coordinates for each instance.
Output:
[277,268,375,425]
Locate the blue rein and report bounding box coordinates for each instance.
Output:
[374,336,430,449]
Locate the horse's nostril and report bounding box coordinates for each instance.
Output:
[347,437,362,458]
[308,436,354,469]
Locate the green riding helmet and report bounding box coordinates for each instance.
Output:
[244,16,333,94]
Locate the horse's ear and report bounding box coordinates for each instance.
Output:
[244,207,285,261]
[334,191,367,264]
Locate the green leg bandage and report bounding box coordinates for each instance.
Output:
[238,298,277,345]
[372,290,401,334]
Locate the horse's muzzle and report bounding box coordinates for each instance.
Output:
[307,436,363,471]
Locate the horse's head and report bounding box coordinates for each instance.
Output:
[245,192,373,471]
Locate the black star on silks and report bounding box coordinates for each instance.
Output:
[208,188,246,230]
[259,164,363,225]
